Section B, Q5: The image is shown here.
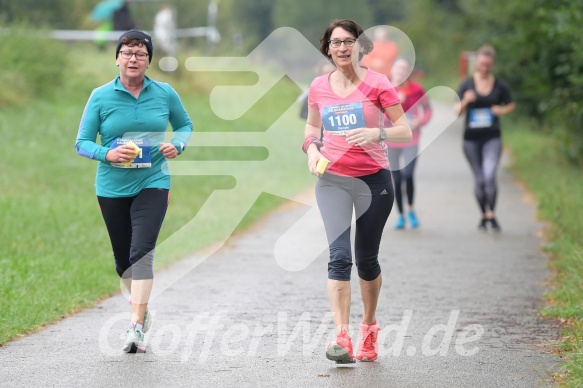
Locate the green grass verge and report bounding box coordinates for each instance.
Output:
[504,118,583,386]
[0,44,312,344]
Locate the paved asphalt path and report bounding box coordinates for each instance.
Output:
[0,103,560,387]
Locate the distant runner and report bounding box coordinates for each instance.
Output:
[455,44,515,231]
[386,58,432,229]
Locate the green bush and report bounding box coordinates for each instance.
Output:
[0,22,69,107]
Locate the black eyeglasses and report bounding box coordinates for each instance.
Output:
[328,38,357,48]
[119,50,149,61]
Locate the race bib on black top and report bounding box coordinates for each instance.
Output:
[109,138,152,168]
[322,103,365,136]
[468,108,494,129]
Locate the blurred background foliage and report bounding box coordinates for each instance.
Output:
[0,0,581,163]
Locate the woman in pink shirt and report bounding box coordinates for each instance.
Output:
[302,19,411,364]
[386,58,432,229]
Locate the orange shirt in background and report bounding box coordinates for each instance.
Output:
[361,40,399,77]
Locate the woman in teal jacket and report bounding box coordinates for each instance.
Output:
[76,30,192,353]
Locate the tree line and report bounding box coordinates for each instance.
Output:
[1,0,581,162]
[422,0,583,164]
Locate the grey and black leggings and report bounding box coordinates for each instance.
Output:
[97,188,169,280]
[463,137,502,214]
[316,169,394,281]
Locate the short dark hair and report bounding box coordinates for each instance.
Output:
[319,19,373,61]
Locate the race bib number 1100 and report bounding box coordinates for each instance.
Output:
[322,102,365,136]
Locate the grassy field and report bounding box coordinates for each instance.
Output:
[0,44,312,344]
[504,118,583,386]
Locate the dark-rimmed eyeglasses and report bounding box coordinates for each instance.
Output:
[328,39,357,48]
[119,50,149,61]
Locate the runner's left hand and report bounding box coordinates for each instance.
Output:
[159,142,179,159]
[346,128,377,146]
[491,105,504,116]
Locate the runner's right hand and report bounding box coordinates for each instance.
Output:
[307,148,324,177]
[105,145,139,163]
[462,90,477,104]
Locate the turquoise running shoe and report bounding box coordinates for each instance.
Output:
[123,325,146,353]
[129,298,152,333]
[395,215,405,229]
[408,210,419,228]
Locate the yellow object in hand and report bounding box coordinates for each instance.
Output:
[316,157,329,174]
[121,140,141,166]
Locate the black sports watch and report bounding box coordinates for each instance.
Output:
[379,128,387,142]
[175,142,186,155]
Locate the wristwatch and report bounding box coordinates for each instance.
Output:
[175,142,186,155]
[379,128,387,142]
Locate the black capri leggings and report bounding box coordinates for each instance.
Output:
[97,188,169,280]
[387,145,419,214]
[315,169,394,281]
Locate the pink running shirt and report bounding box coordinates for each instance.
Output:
[386,81,431,149]
[308,69,400,177]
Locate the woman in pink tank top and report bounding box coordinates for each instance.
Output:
[301,19,411,364]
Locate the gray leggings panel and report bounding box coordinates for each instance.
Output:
[463,137,502,213]
[315,169,393,281]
